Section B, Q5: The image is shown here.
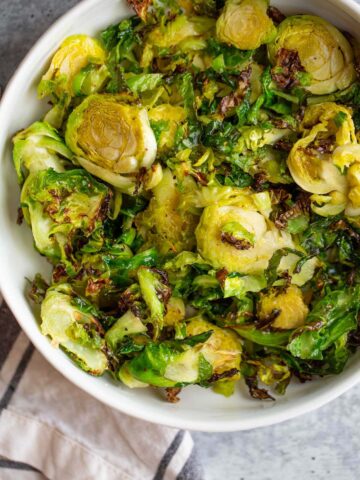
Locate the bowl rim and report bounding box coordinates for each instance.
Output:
[1,0,360,432]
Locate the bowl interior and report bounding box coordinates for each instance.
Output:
[1,0,360,432]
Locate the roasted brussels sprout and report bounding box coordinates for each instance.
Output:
[65,94,158,192]
[287,103,354,195]
[38,35,106,100]
[196,203,294,274]
[268,15,356,95]
[13,121,73,185]
[41,284,108,375]
[20,169,110,262]
[257,285,309,330]
[216,0,276,50]
[185,317,242,376]
[148,15,215,49]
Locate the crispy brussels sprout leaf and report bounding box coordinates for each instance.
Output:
[138,267,171,337]
[13,122,72,185]
[105,309,147,351]
[20,169,110,262]
[41,284,108,375]
[233,326,292,346]
[288,288,360,360]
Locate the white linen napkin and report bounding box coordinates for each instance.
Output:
[0,296,203,480]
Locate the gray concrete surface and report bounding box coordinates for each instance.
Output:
[2,1,360,479]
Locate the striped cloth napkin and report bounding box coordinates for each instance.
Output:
[0,296,204,480]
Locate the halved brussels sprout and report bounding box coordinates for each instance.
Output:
[268,15,356,95]
[65,94,158,193]
[20,169,110,262]
[135,169,198,254]
[257,285,309,330]
[13,121,72,185]
[148,15,215,49]
[216,0,276,50]
[287,103,354,195]
[185,317,242,377]
[38,35,106,99]
[196,204,294,274]
[41,284,108,375]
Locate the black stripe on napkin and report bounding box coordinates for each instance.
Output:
[153,430,185,480]
[0,302,21,369]
[0,458,40,472]
[0,342,34,411]
[177,446,205,480]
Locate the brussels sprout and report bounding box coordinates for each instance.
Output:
[65,94,158,193]
[185,317,242,377]
[121,316,241,388]
[196,204,294,274]
[13,121,72,185]
[137,267,172,337]
[287,103,354,195]
[268,15,356,95]
[20,169,110,262]
[216,0,276,50]
[147,15,215,49]
[38,35,106,100]
[257,285,309,330]
[135,169,198,254]
[105,310,147,351]
[41,284,108,375]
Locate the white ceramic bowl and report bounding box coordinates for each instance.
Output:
[1,0,360,432]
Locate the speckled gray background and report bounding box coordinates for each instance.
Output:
[2,1,360,479]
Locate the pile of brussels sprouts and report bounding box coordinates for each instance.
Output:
[13,0,360,401]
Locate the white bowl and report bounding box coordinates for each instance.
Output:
[1,0,360,432]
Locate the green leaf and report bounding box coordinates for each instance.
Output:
[125,73,163,93]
